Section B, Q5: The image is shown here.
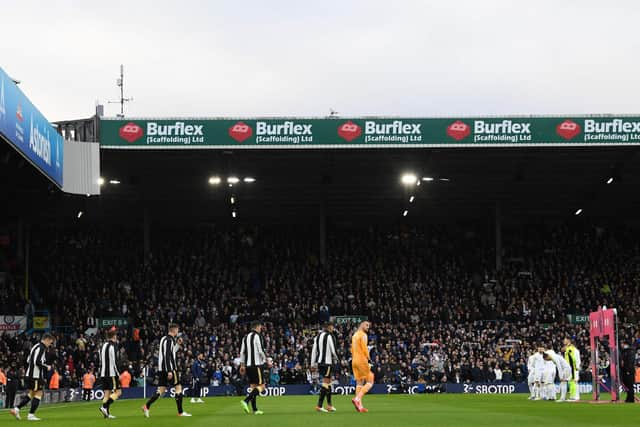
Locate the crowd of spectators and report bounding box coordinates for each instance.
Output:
[0,223,639,395]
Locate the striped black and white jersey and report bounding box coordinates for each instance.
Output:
[158,335,178,372]
[25,343,47,380]
[240,331,266,367]
[311,331,338,366]
[99,341,120,378]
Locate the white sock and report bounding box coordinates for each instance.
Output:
[529,383,535,397]
[560,382,567,400]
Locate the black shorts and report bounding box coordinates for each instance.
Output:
[100,376,121,392]
[317,364,334,379]
[246,366,265,385]
[158,370,181,387]
[26,378,44,392]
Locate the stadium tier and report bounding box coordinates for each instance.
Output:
[1,224,638,395]
[2,118,640,421]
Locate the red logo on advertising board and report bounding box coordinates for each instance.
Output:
[556,120,581,140]
[119,122,144,143]
[447,120,471,141]
[337,121,362,142]
[16,103,23,122]
[228,122,253,143]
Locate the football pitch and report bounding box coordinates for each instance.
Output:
[2,394,637,427]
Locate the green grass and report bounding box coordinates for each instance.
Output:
[2,394,637,427]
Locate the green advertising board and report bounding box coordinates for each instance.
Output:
[567,314,589,324]
[100,116,640,149]
[333,315,368,325]
[98,317,129,328]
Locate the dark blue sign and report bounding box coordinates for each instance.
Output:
[0,66,63,187]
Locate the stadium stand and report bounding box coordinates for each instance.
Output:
[1,223,639,395]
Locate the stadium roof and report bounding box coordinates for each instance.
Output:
[3,142,640,224]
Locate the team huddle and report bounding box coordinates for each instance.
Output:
[8,320,376,420]
[527,338,582,402]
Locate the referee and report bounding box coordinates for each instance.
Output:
[239,320,271,415]
[311,322,338,412]
[98,329,121,419]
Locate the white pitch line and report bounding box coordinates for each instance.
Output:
[0,401,97,412]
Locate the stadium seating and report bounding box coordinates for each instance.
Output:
[1,224,638,391]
